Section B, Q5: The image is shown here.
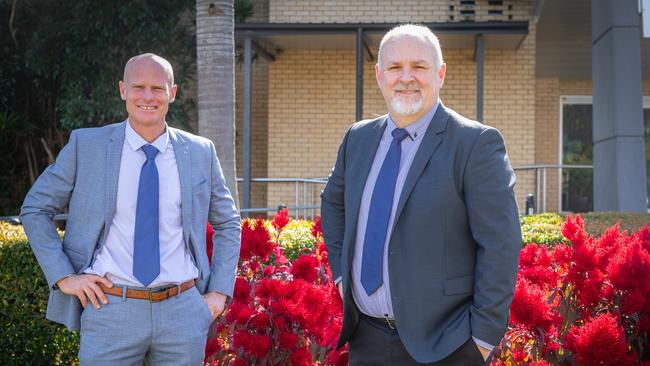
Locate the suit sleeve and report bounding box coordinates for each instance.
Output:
[320,128,350,282]
[206,141,241,297]
[463,127,521,346]
[20,131,79,289]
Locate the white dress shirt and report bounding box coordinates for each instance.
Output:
[85,121,198,288]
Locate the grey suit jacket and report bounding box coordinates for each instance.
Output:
[20,121,241,330]
[321,104,521,363]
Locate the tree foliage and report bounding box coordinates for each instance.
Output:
[0,0,196,214]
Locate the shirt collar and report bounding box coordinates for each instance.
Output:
[387,99,439,141]
[125,120,169,153]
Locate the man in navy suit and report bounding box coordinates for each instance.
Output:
[321,25,521,365]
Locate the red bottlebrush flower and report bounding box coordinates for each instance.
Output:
[249,334,272,359]
[607,236,650,294]
[325,347,349,366]
[620,289,646,315]
[233,330,272,359]
[550,244,572,266]
[290,347,314,366]
[230,359,247,366]
[206,223,214,265]
[290,254,320,283]
[274,316,288,331]
[233,277,251,303]
[565,313,636,366]
[530,361,552,366]
[562,215,588,248]
[240,218,275,261]
[509,279,561,332]
[272,207,290,231]
[250,311,271,329]
[225,302,246,323]
[204,337,223,360]
[263,265,275,277]
[311,216,323,238]
[518,265,559,288]
[232,329,252,351]
[226,303,255,325]
[278,331,299,350]
[512,348,527,363]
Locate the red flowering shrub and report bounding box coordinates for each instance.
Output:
[205,213,345,365]
[494,215,650,365]
[207,213,649,365]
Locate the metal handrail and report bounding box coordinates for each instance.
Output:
[2,165,604,224]
[512,164,593,213]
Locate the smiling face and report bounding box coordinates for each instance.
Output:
[119,56,177,130]
[376,35,446,127]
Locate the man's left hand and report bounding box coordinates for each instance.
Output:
[202,291,228,321]
[476,344,491,362]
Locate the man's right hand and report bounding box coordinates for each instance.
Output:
[56,274,113,309]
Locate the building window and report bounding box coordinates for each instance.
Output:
[560,96,650,212]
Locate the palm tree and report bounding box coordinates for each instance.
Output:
[196,0,239,205]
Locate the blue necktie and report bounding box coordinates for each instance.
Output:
[133,144,160,287]
[361,128,410,295]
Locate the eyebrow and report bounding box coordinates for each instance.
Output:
[386,60,431,66]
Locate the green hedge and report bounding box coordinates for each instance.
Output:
[0,223,79,365]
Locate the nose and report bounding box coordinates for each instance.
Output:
[142,87,154,100]
[399,67,415,82]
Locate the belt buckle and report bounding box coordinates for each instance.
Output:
[147,286,170,303]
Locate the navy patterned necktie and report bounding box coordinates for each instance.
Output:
[133,144,160,287]
[360,127,410,295]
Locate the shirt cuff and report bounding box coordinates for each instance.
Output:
[472,337,494,351]
[334,276,342,285]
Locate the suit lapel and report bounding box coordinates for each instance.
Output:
[349,116,388,229]
[104,121,126,244]
[169,128,192,244]
[392,105,450,230]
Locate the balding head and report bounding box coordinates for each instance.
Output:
[377,24,444,72]
[123,53,174,87]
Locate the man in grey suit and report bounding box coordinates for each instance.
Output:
[21,53,241,365]
[321,25,521,365]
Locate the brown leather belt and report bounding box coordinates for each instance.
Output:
[99,279,195,302]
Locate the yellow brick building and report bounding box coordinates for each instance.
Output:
[227,0,650,215]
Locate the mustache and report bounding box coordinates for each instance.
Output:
[394,83,420,92]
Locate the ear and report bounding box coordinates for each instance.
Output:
[438,63,446,81]
[438,63,447,87]
[119,81,127,101]
[375,63,381,86]
[169,84,178,103]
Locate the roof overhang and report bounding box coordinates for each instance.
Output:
[235,22,529,55]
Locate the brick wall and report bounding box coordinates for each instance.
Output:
[262,25,537,214]
[235,59,270,211]
[269,0,533,23]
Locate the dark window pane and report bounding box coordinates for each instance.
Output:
[562,104,593,212]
